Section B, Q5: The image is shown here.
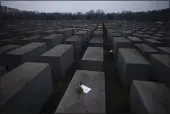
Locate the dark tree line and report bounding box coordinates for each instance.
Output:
[1,5,170,22]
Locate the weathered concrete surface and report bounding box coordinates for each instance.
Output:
[134,44,159,60]
[38,34,63,50]
[37,44,74,80]
[0,62,53,114]
[89,38,103,47]
[2,42,46,70]
[65,35,82,60]
[130,80,170,114]
[55,70,105,113]
[150,54,170,84]
[127,36,142,44]
[81,47,103,71]
[116,48,151,86]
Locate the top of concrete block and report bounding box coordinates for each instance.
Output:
[144,39,162,44]
[149,36,163,40]
[76,31,87,35]
[65,35,81,42]
[82,47,103,61]
[0,62,50,106]
[132,80,170,114]
[113,37,131,43]
[41,44,73,57]
[7,42,46,55]
[127,36,142,42]
[90,38,103,43]
[119,48,150,64]
[135,44,159,53]
[21,35,41,41]
[0,45,21,55]
[56,70,105,113]
[158,47,170,54]
[150,54,170,68]
[43,34,63,39]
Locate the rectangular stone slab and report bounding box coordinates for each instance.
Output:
[112,37,133,60]
[150,54,170,84]
[127,36,142,44]
[38,34,63,50]
[0,62,53,114]
[157,47,170,54]
[65,35,82,60]
[75,31,89,43]
[18,35,41,45]
[81,47,103,71]
[37,44,74,80]
[134,44,159,60]
[55,70,105,113]
[64,28,73,39]
[93,31,103,38]
[113,37,133,50]
[116,48,151,86]
[2,42,46,71]
[144,38,163,48]
[89,38,103,47]
[130,80,170,114]
[0,45,21,65]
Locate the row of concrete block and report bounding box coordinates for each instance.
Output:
[0,27,105,113]
[56,26,105,113]
[104,23,170,114]
[111,37,170,86]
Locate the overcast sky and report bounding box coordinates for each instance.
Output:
[2,1,169,13]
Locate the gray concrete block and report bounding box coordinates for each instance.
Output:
[149,36,163,42]
[0,45,21,65]
[0,65,7,76]
[113,37,133,60]
[144,38,163,48]
[94,31,103,38]
[75,31,89,43]
[157,47,170,54]
[127,36,142,44]
[65,35,82,60]
[41,30,57,35]
[122,30,133,37]
[134,44,159,60]
[0,62,53,114]
[37,44,74,80]
[89,38,103,47]
[116,48,151,86]
[150,54,170,84]
[130,80,170,114]
[81,47,103,71]
[2,42,46,71]
[55,70,105,113]
[64,28,73,38]
[113,37,133,50]
[38,34,63,50]
[18,35,41,45]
